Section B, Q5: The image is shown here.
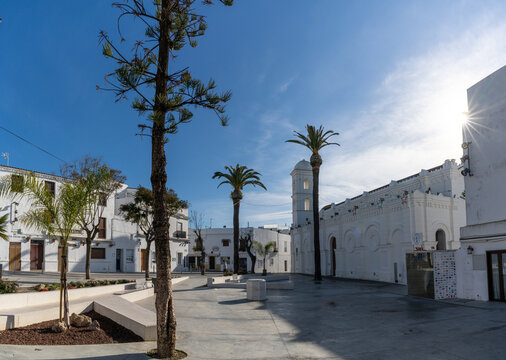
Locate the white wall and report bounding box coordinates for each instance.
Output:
[188,227,291,273]
[0,167,189,274]
[291,160,465,285]
[457,65,506,301]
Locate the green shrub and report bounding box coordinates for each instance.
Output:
[0,281,18,294]
[223,270,233,276]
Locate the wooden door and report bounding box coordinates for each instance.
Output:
[141,249,147,272]
[30,241,44,270]
[9,243,21,271]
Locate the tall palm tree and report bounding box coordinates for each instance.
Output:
[286,125,339,281]
[213,164,267,274]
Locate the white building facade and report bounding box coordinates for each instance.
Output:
[291,159,466,284]
[0,165,189,274]
[456,65,506,302]
[188,226,291,273]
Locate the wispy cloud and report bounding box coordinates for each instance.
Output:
[276,76,297,95]
[318,13,506,206]
[205,13,506,228]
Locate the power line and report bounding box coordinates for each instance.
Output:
[0,125,67,163]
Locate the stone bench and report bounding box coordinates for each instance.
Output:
[93,295,156,341]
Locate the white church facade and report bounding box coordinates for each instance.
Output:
[290,158,466,284]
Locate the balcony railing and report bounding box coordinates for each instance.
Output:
[173,230,187,239]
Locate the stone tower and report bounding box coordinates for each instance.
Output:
[291,159,313,227]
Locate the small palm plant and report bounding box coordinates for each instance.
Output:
[0,213,8,241]
[0,173,88,328]
[286,125,339,280]
[253,241,276,276]
[213,164,266,274]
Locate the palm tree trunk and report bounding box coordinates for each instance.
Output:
[152,0,176,357]
[311,154,322,281]
[232,196,240,274]
[262,255,267,276]
[145,240,152,279]
[62,244,69,327]
[85,235,92,280]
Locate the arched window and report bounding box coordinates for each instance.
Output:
[436,229,446,250]
[303,179,309,190]
[304,198,310,211]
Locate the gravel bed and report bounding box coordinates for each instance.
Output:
[0,311,143,345]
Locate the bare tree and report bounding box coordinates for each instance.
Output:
[240,229,256,274]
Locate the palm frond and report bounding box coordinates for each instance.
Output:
[286,125,340,154]
[0,213,8,241]
[212,164,267,192]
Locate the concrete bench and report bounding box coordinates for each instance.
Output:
[94,295,156,341]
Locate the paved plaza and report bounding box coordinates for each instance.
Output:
[2,274,506,359]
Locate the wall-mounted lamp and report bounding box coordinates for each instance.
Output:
[467,246,474,255]
[461,168,472,176]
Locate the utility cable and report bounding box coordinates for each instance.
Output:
[0,124,67,163]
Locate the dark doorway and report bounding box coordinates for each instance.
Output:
[9,242,21,271]
[116,249,122,272]
[239,257,248,273]
[487,250,506,302]
[30,240,44,270]
[209,256,215,270]
[436,229,446,250]
[331,237,337,276]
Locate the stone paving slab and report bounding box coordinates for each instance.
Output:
[2,274,506,359]
[137,275,506,360]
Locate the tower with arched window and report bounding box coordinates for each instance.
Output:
[291,159,313,228]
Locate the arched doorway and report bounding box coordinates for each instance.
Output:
[331,237,337,276]
[436,229,446,250]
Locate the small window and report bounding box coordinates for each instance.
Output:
[11,175,24,193]
[270,258,274,266]
[284,260,288,271]
[98,217,106,239]
[126,249,134,263]
[177,252,183,265]
[98,192,107,207]
[303,179,309,190]
[284,241,287,253]
[304,198,310,211]
[45,181,55,196]
[222,239,230,247]
[239,239,247,251]
[91,248,106,259]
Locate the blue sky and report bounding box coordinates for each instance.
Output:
[1,1,506,228]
